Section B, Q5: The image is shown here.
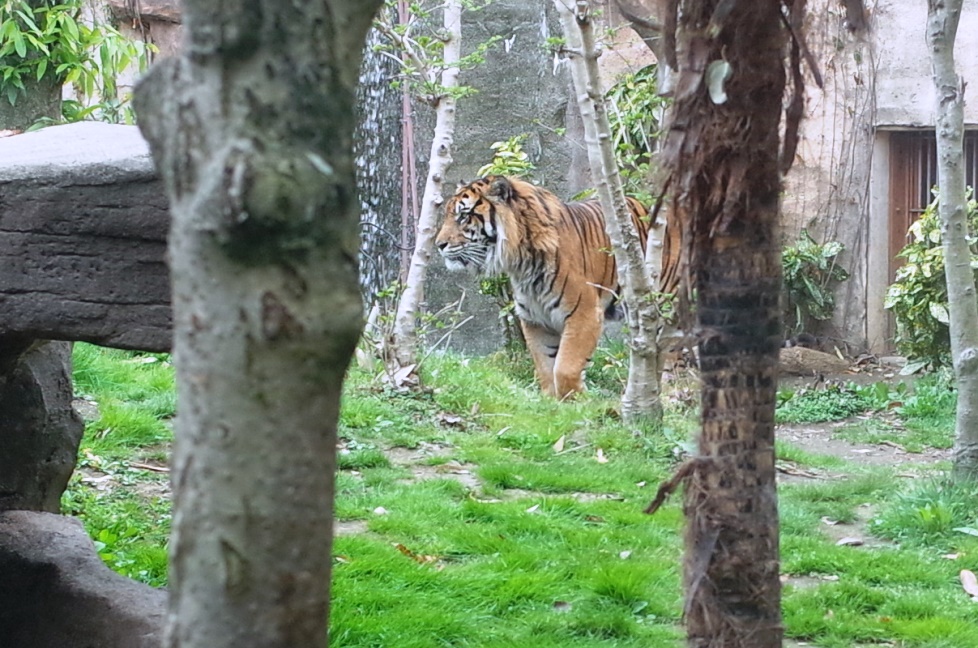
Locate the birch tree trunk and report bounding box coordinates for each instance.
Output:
[663,0,785,644]
[927,0,978,481]
[555,0,664,423]
[134,1,381,646]
[390,0,462,372]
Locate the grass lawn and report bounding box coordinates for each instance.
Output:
[65,343,978,647]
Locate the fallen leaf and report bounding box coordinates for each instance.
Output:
[525,504,540,514]
[334,555,351,564]
[470,402,480,416]
[373,506,388,515]
[636,481,647,488]
[619,550,632,560]
[553,601,572,612]
[595,448,609,464]
[585,515,605,524]
[836,537,864,547]
[961,569,978,598]
[820,516,839,526]
[394,543,439,565]
[552,435,566,453]
[942,553,960,560]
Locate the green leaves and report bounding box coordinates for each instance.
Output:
[885,195,978,370]
[0,0,152,122]
[782,230,850,335]
[477,135,536,178]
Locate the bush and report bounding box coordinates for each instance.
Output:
[884,195,978,371]
[781,230,849,336]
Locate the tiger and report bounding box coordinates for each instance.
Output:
[435,175,651,399]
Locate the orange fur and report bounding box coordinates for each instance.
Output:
[436,176,650,399]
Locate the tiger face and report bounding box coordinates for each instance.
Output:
[436,177,508,274]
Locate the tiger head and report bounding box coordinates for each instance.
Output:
[436,176,515,274]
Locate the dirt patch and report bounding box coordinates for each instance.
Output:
[778,420,950,467]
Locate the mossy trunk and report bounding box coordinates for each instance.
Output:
[134,1,381,646]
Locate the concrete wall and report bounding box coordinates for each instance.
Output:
[781,0,978,353]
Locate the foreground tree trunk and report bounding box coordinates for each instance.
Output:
[389,0,462,373]
[134,1,380,646]
[663,1,786,645]
[927,0,978,481]
[555,0,664,424]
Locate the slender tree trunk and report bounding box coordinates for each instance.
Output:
[555,0,663,424]
[134,1,380,646]
[927,0,978,481]
[664,1,785,645]
[390,0,461,371]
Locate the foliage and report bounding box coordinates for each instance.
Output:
[605,65,667,205]
[476,134,535,178]
[884,195,978,371]
[0,0,153,124]
[781,230,850,336]
[373,0,499,107]
[776,381,875,424]
[873,477,978,550]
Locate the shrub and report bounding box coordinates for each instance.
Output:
[781,230,849,336]
[884,195,978,371]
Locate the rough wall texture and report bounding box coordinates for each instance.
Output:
[419,0,580,353]
[0,122,171,351]
[781,0,978,352]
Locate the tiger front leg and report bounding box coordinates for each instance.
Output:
[519,320,561,397]
[552,304,603,400]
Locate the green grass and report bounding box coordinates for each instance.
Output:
[63,342,978,647]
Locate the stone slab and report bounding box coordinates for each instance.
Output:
[0,122,172,352]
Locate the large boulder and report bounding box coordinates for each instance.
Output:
[0,511,165,648]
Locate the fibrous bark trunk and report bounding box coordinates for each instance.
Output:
[555,0,664,424]
[663,1,785,645]
[390,0,462,372]
[134,1,380,646]
[927,0,978,481]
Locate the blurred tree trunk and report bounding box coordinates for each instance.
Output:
[927,0,978,481]
[663,1,786,645]
[555,0,664,424]
[134,1,380,646]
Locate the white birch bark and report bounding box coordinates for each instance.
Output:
[390,0,462,371]
[555,0,664,423]
[927,0,978,480]
[134,1,380,646]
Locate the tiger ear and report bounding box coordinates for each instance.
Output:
[487,176,514,202]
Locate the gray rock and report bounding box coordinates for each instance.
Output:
[0,339,83,513]
[0,122,172,352]
[0,510,166,648]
